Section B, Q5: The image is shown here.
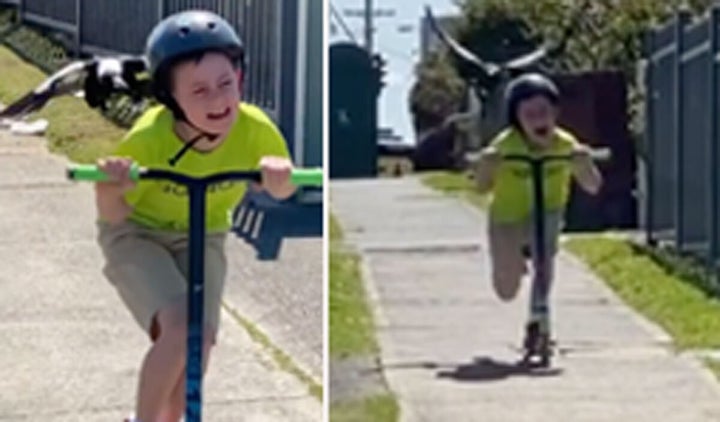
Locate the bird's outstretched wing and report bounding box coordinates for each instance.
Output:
[424,3,586,77]
[424,5,500,77]
[0,55,150,118]
[503,46,548,70]
[0,60,89,118]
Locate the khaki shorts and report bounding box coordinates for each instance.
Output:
[488,212,563,300]
[97,220,228,337]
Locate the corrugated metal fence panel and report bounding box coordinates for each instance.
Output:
[714,15,720,263]
[24,0,76,25]
[645,9,720,267]
[684,17,708,47]
[648,37,676,241]
[303,0,323,166]
[646,9,677,244]
[679,35,711,253]
[165,0,220,15]
[81,1,159,54]
[656,18,675,45]
[278,0,298,149]
[240,0,280,113]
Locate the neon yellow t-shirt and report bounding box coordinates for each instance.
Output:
[488,127,578,223]
[113,103,290,233]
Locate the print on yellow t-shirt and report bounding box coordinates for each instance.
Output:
[488,127,579,223]
[113,102,290,232]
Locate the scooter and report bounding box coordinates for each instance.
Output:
[500,148,609,368]
[66,163,322,422]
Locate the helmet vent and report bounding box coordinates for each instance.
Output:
[208,22,216,30]
[179,26,190,36]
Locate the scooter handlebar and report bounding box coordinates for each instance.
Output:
[479,147,612,163]
[66,164,324,187]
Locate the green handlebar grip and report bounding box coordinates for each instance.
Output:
[66,164,141,181]
[291,168,323,187]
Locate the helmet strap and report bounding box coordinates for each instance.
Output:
[165,95,221,166]
[156,65,243,166]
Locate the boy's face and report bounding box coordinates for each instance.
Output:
[171,52,241,137]
[516,95,558,147]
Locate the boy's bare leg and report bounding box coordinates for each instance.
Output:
[157,328,215,422]
[136,302,188,422]
[488,221,527,301]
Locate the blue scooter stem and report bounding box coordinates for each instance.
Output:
[65,162,329,422]
[185,185,206,421]
[529,161,550,320]
[500,147,611,334]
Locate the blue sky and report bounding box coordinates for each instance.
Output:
[329,0,459,144]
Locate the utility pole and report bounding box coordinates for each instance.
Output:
[364,0,373,53]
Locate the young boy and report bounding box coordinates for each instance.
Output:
[95,11,294,422]
[473,73,603,353]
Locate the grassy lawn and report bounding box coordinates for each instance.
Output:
[420,170,488,209]
[329,215,379,357]
[329,214,398,421]
[565,237,720,350]
[330,393,400,422]
[0,46,124,162]
[222,304,322,400]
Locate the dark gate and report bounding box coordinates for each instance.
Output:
[553,71,638,232]
[329,42,379,178]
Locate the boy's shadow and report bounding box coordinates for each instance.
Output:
[435,356,563,382]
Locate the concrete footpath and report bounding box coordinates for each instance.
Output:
[332,177,720,422]
[0,131,321,421]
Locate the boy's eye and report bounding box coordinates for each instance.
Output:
[220,80,232,88]
[193,87,208,96]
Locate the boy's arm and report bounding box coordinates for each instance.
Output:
[571,146,603,195]
[257,118,296,200]
[94,139,139,224]
[471,147,500,194]
[95,182,133,224]
[260,156,296,200]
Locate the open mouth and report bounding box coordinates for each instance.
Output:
[534,126,550,137]
[207,107,231,120]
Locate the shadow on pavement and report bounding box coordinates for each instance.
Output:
[365,357,563,383]
[436,356,563,382]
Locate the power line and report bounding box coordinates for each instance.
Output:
[330,3,358,44]
[329,3,419,64]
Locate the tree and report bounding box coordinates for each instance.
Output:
[408,50,465,135]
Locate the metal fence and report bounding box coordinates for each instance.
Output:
[644,6,720,264]
[0,0,297,144]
